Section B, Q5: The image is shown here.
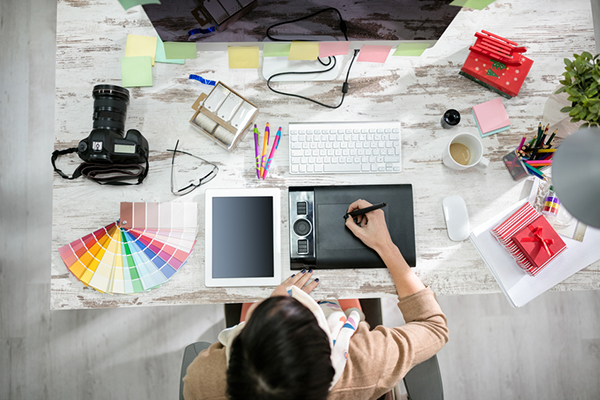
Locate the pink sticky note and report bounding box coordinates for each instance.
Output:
[357,45,393,63]
[319,42,351,58]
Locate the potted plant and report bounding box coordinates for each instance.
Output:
[555,52,600,128]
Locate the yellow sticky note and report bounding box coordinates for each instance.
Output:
[288,41,319,60]
[125,34,158,66]
[228,46,259,69]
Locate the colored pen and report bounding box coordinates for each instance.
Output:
[343,202,387,219]
[260,123,270,178]
[253,124,261,179]
[262,127,281,179]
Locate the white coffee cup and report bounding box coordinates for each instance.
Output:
[442,132,489,170]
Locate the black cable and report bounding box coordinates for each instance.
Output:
[266,7,348,42]
[266,49,360,109]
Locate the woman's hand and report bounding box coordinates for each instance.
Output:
[344,199,394,255]
[270,269,319,297]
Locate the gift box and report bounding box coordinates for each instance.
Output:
[459,30,534,99]
[511,216,567,273]
[491,202,566,276]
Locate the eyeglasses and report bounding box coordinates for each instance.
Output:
[167,140,219,196]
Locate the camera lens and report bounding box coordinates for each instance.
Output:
[293,218,312,237]
[92,84,130,136]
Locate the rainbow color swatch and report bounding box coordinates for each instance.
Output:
[58,202,198,294]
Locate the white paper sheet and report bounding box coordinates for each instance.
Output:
[469,199,600,307]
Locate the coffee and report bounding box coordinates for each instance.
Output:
[449,143,470,165]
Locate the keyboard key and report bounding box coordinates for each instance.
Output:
[324,164,361,172]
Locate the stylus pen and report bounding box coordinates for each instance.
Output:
[343,202,387,219]
[253,124,261,179]
[262,127,282,179]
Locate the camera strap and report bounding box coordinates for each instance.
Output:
[51,147,149,185]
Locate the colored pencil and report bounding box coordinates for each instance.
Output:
[526,160,552,165]
[546,130,557,146]
[516,135,527,152]
[523,162,545,179]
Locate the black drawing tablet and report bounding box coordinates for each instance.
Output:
[314,184,416,269]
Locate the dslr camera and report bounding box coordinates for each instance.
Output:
[77,84,149,164]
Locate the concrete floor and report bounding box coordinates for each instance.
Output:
[1,0,600,399]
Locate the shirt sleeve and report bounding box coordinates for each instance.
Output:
[329,287,449,400]
[182,342,229,400]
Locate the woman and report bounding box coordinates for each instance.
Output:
[183,199,449,400]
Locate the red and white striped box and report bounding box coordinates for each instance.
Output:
[490,202,548,276]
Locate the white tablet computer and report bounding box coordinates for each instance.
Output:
[205,188,281,287]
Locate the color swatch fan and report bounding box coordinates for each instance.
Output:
[58,202,198,294]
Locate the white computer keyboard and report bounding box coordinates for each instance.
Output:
[288,121,401,174]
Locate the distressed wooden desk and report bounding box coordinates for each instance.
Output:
[51,0,599,309]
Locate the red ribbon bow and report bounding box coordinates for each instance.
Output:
[521,226,554,256]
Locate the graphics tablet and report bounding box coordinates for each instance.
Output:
[205,188,281,287]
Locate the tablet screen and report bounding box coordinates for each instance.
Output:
[212,196,274,278]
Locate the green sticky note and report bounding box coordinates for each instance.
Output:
[163,42,197,59]
[121,56,153,87]
[449,0,497,10]
[155,37,185,64]
[118,0,161,11]
[228,46,260,68]
[263,43,291,57]
[392,43,431,57]
[288,41,319,60]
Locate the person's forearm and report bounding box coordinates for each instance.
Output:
[377,242,425,298]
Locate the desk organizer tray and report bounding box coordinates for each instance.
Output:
[58,202,198,294]
[190,81,258,151]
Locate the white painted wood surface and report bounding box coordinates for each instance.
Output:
[52,0,599,309]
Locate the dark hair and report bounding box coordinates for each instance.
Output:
[226,296,334,400]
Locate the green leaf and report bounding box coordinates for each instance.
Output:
[566,87,580,97]
[564,58,573,67]
[581,122,590,128]
[582,51,593,60]
[567,95,580,102]
[555,86,567,94]
[569,106,582,117]
[560,106,573,113]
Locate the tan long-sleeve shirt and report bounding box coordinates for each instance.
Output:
[183,287,448,400]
